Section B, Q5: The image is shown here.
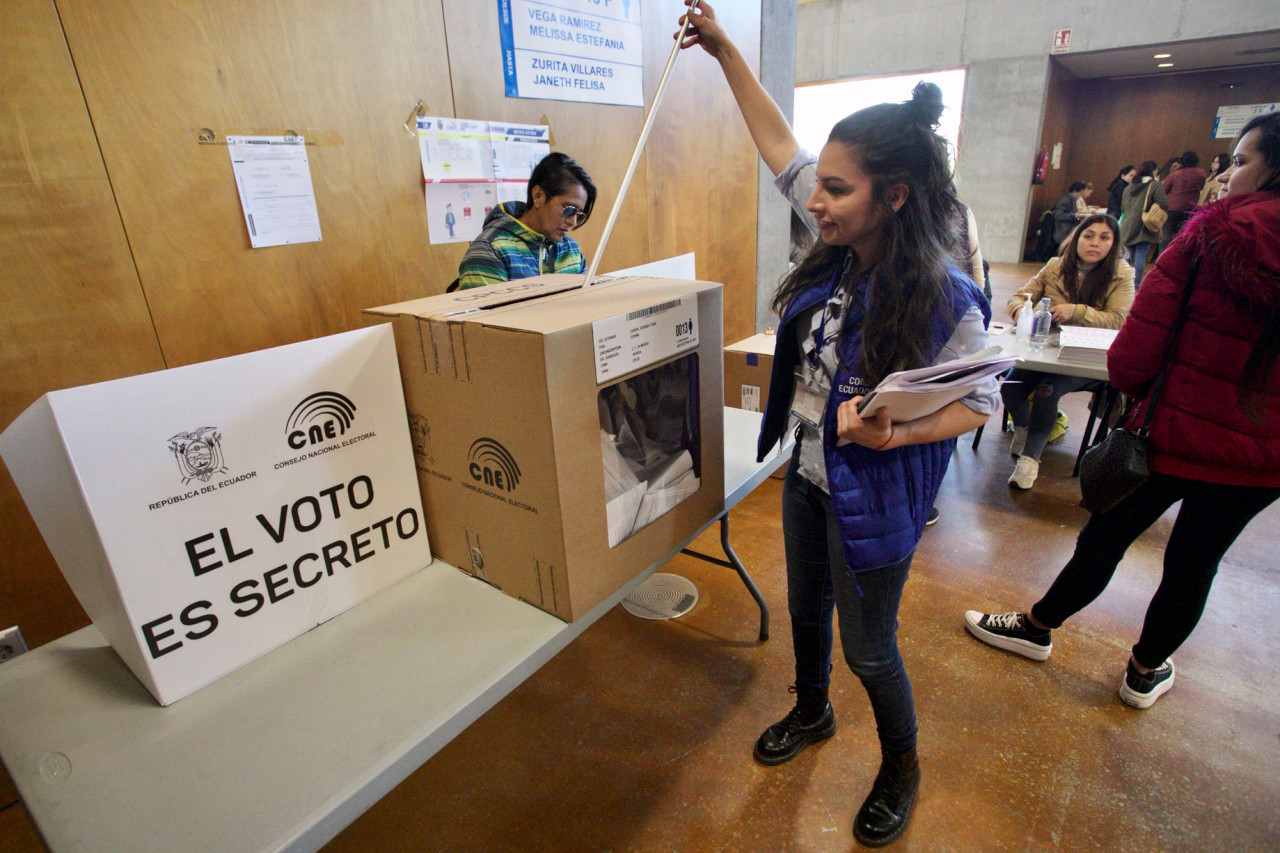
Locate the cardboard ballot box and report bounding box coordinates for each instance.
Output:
[724,333,777,413]
[0,326,430,705]
[364,274,725,621]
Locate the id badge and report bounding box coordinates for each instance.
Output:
[790,370,829,428]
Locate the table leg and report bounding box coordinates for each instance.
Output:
[680,514,770,641]
[1073,384,1120,477]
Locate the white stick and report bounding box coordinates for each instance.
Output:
[583,1,701,287]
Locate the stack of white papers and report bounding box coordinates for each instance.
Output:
[601,433,700,547]
[855,347,1017,425]
[1057,326,1119,368]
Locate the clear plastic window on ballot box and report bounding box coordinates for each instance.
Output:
[598,353,702,548]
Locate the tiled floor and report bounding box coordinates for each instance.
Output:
[3,264,1277,851]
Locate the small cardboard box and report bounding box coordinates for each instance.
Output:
[0,327,430,705]
[725,333,777,413]
[364,274,725,621]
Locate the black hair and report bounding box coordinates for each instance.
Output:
[1234,111,1280,419]
[1058,214,1122,308]
[772,81,966,388]
[1209,153,1231,174]
[526,152,597,228]
[1136,160,1159,180]
[1179,150,1200,168]
[1108,165,1136,194]
[1237,110,1280,193]
[1068,181,1089,193]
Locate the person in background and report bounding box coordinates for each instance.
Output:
[1106,165,1136,220]
[456,152,596,289]
[678,2,997,844]
[1074,181,1095,216]
[1199,152,1231,206]
[965,111,1280,710]
[1002,214,1134,489]
[1119,160,1167,287]
[1162,150,1207,240]
[1053,181,1090,247]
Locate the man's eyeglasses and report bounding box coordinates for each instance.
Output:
[558,204,588,226]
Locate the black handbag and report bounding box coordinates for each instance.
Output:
[1078,417,1149,514]
[1078,259,1198,514]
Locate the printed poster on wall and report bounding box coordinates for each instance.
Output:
[497,0,644,107]
[425,181,527,245]
[1213,103,1280,139]
[227,135,323,248]
[417,117,546,244]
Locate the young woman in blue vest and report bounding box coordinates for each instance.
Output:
[680,3,998,845]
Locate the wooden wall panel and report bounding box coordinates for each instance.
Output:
[0,0,166,646]
[1065,66,1280,203]
[1028,61,1280,256]
[645,0,761,346]
[56,0,459,367]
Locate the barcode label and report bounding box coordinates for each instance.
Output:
[593,296,698,382]
[626,299,681,321]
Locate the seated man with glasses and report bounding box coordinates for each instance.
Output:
[456,152,597,289]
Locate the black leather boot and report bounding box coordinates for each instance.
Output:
[753,685,836,766]
[853,747,920,847]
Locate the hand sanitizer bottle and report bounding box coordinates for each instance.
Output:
[1016,294,1034,341]
[1030,297,1053,350]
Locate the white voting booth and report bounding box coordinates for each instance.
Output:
[0,325,431,706]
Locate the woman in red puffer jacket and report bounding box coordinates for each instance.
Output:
[964,110,1280,711]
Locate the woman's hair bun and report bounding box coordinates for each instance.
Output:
[906,81,945,129]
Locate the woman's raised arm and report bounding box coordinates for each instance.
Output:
[677,0,799,176]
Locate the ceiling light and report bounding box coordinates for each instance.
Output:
[1154,53,1171,59]
[1158,62,1174,68]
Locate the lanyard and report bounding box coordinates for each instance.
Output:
[808,265,845,368]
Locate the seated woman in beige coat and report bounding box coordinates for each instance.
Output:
[1003,214,1135,489]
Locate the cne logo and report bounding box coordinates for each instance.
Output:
[468,437,521,492]
[286,391,357,449]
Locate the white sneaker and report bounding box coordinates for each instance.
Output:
[1009,426,1029,457]
[1118,659,1175,709]
[1009,455,1039,489]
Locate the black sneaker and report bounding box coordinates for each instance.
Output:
[925,506,940,527]
[1119,658,1175,709]
[964,611,1052,661]
[753,687,836,766]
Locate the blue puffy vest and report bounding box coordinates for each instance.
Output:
[759,263,990,574]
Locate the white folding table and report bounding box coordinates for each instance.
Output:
[991,329,1120,473]
[0,408,789,853]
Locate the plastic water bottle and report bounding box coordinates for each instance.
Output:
[1016,294,1034,341]
[1030,297,1053,350]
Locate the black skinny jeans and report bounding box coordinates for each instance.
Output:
[1030,471,1280,669]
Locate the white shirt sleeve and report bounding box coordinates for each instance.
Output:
[934,305,1002,416]
[774,150,819,236]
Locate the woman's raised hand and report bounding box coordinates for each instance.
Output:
[675,1,729,60]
